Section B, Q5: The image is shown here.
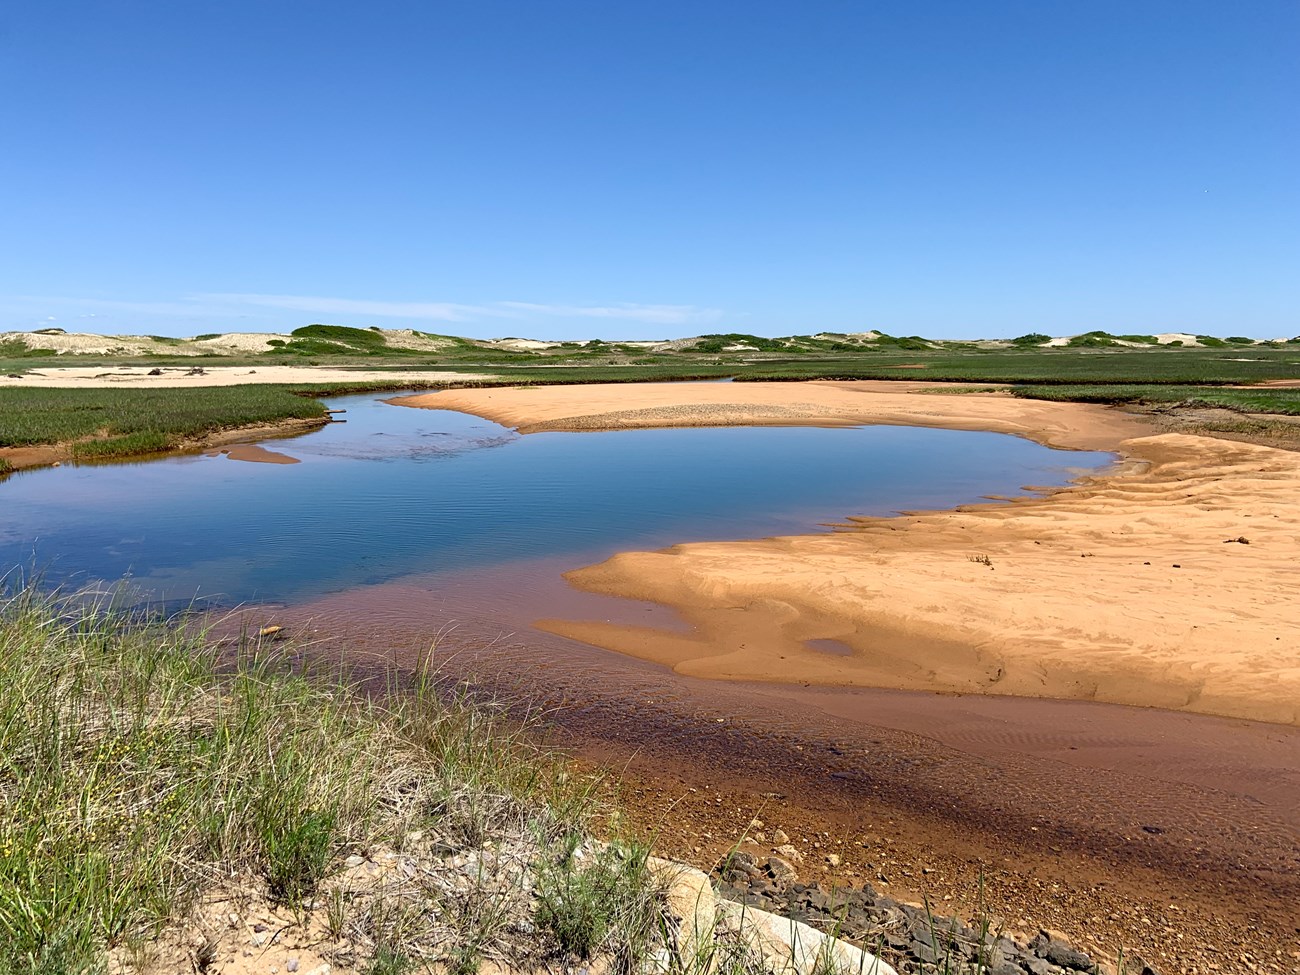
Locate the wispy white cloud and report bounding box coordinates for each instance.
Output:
[496,301,725,326]
[199,294,726,326]
[194,293,475,322]
[4,292,731,333]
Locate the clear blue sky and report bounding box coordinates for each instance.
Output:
[2,1,1296,340]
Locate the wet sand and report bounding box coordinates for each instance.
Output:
[205,443,300,464]
[399,381,1300,726]
[232,565,1300,971]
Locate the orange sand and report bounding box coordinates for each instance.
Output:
[398,381,1300,726]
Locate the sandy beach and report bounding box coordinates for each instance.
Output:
[399,381,1300,726]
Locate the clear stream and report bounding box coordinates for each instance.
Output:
[1,392,1112,607]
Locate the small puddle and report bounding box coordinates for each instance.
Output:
[804,638,855,657]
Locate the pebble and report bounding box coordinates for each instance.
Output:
[774,843,803,863]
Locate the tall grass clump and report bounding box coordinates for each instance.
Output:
[0,583,624,974]
[533,831,662,964]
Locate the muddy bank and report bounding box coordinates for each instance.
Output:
[228,579,1300,973]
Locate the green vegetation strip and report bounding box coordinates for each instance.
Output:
[355,348,1300,385]
[1010,384,1300,415]
[0,585,663,973]
[0,386,329,450]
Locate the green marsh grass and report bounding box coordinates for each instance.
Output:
[1010,383,1300,414]
[69,431,173,459]
[0,385,328,448]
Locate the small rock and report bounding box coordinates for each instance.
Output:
[910,940,939,965]
[344,854,366,868]
[1044,942,1095,970]
[826,853,841,867]
[773,828,790,845]
[774,844,803,863]
[762,856,799,884]
[286,960,299,973]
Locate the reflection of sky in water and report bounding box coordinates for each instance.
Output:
[1,393,1113,606]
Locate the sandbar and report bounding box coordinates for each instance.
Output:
[398,381,1300,726]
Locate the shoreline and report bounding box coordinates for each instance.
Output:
[397,380,1300,727]
[257,572,1300,972]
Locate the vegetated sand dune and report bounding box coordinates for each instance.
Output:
[0,365,493,388]
[1,327,459,356]
[400,381,1300,726]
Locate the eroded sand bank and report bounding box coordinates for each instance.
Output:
[399,381,1300,725]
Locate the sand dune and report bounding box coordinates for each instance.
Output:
[400,381,1300,725]
[0,365,492,388]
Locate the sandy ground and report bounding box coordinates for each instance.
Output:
[0,364,492,387]
[398,381,1300,726]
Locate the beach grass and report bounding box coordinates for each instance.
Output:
[0,582,661,974]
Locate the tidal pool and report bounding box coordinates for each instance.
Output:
[1,392,1112,606]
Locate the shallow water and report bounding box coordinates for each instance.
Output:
[1,392,1111,605]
